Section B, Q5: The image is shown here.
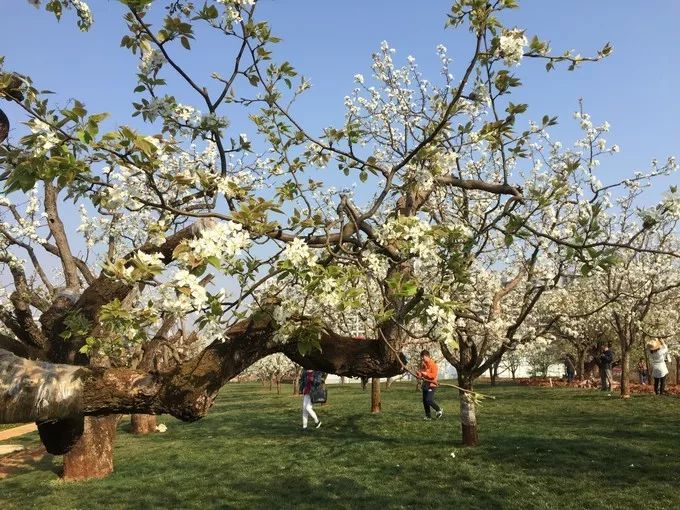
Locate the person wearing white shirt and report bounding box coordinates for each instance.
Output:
[645,339,669,395]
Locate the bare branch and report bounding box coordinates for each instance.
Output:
[44,183,81,289]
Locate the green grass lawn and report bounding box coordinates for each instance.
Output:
[0,424,23,432]
[1,382,679,510]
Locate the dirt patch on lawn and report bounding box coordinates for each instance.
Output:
[518,377,680,394]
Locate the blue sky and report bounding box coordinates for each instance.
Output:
[1,0,679,198]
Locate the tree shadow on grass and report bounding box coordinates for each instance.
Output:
[484,434,679,486]
[221,409,448,449]
[0,446,57,480]
[226,472,509,510]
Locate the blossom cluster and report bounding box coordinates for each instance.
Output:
[498,28,527,66]
[176,220,251,268]
[27,118,61,156]
[282,238,318,269]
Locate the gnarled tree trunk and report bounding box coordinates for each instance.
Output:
[131,414,157,435]
[370,377,381,413]
[62,415,118,480]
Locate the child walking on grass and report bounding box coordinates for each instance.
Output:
[299,370,323,430]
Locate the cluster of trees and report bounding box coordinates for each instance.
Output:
[245,353,300,393]
[0,0,677,481]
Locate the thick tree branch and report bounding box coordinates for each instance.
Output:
[44,183,81,289]
[435,176,522,198]
[0,332,40,359]
[0,317,405,425]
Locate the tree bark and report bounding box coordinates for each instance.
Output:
[0,107,9,144]
[62,415,118,481]
[458,374,478,446]
[131,414,157,435]
[370,378,381,413]
[489,362,500,386]
[576,349,586,380]
[361,377,368,391]
[620,347,631,399]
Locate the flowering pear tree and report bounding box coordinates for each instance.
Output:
[499,345,523,381]
[0,0,678,482]
[597,232,680,397]
[539,277,613,379]
[246,353,298,393]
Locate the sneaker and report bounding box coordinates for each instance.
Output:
[315,421,322,429]
[423,416,431,421]
[435,410,443,419]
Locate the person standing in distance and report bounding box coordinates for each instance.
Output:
[598,345,613,391]
[417,350,443,420]
[646,340,669,395]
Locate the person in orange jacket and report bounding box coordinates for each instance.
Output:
[417,349,443,420]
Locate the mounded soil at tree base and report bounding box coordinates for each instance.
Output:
[518,377,680,394]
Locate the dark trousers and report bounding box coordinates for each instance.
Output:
[654,376,667,395]
[422,384,441,417]
[566,368,575,383]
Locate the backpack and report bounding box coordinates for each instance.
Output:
[311,384,327,404]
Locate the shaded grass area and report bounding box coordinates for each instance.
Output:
[1,382,679,509]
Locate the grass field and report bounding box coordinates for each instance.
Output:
[1,382,679,509]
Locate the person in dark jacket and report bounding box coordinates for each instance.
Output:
[598,346,613,391]
[299,370,322,430]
